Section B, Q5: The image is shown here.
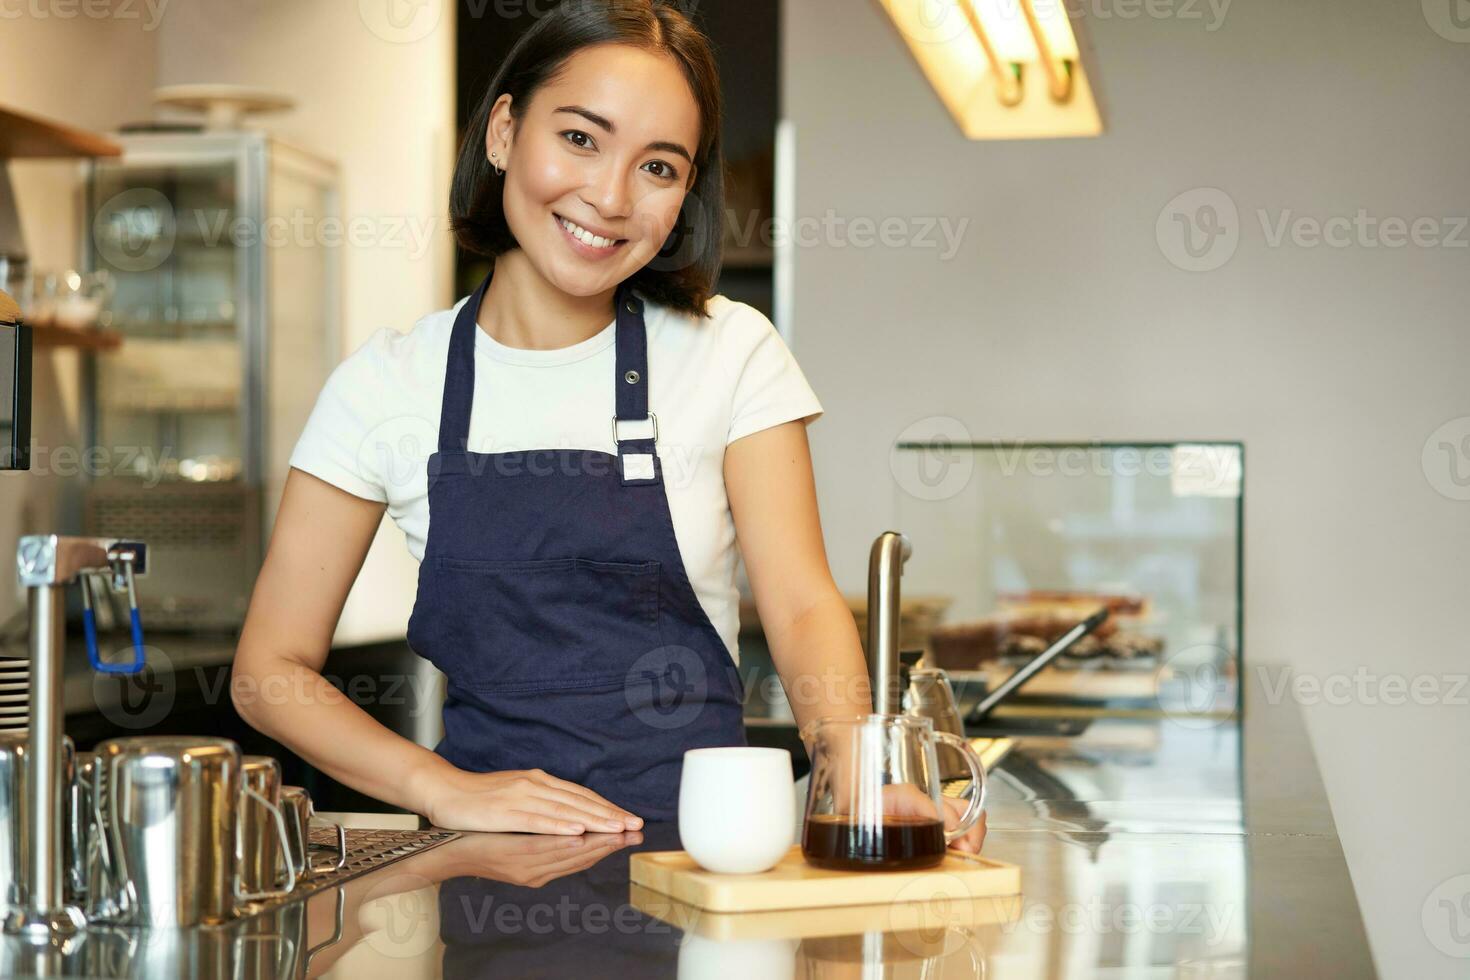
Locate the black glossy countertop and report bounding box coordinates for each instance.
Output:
[0,662,1375,978]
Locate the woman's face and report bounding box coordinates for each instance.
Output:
[489,43,702,299]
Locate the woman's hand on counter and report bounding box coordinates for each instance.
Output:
[411,764,644,836]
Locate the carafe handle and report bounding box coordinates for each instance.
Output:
[932,731,988,844]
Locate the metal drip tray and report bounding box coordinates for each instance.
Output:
[233,826,459,921]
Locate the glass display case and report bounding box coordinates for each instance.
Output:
[890,441,1243,720]
[83,131,340,628]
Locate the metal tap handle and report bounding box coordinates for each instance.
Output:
[867,531,912,715]
[122,559,146,665]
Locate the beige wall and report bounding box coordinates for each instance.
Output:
[784,0,1469,975]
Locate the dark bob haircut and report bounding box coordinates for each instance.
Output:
[449,0,725,317]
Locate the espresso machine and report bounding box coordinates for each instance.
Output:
[7,534,148,943]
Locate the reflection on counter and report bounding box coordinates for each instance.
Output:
[632,883,1021,978]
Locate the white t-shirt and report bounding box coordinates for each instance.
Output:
[288,289,824,664]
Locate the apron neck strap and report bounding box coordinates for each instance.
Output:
[435,274,651,455]
[436,271,492,453]
[614,282,650,427]
[612,282,659,485]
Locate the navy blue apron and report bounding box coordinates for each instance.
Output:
[406,272,747,821]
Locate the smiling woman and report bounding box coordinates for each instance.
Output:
[450,2,726,319]
[233,0,983,853]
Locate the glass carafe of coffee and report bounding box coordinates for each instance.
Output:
[800,715,987,871]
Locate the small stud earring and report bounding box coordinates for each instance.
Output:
[490,150,503,176]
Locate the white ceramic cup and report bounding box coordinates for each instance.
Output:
[678,747,795,874]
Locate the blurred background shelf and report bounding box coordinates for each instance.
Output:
[0,103,122,159]
[29,323,122,351]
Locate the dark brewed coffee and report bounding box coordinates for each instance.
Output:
[801,812,946,871]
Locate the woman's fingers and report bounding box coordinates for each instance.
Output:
[970,810,988,851]
[515,792,644,835]
[940,798,987,853]
[506,809,588,835]
[939,798,964,848]
[532,775,640,822]
[880,781,937,817]
[875,783,986,854]
[531,769,642,823]
[530,770,643,827]
[429,769,643,836]
[528,783,638,832]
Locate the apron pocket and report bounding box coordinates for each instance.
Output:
[427,556,661,693]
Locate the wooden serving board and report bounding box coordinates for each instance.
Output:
[629,845,1020,913]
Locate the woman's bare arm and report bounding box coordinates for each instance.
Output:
[724,421,871,731]
[724,421,985,852]
[232,467,641,833]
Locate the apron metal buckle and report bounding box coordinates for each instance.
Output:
[612,413,658,445]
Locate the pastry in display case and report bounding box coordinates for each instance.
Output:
[931,590,1163,666]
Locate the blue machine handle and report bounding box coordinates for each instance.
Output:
[81,572,145,675]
